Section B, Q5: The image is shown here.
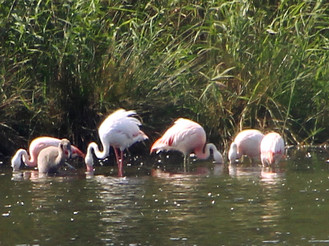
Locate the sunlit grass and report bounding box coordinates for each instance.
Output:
[0,0,329,154]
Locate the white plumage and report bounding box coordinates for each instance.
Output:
[85,109,148,176]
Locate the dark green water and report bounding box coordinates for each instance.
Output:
[1,147,329,245]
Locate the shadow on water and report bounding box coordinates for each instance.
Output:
[1,146,329,244]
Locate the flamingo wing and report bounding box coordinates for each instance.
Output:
[151,118,205,155]
[99,109,148,151]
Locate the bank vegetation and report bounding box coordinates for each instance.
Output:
[1,0,329,155]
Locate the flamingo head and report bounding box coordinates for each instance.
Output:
[85,143,95,172]
[11,149,25,171]
[85,153,94,171]
[228,142,238,164]
[11,156,21,171]
[60,139,72,159]
[213,149,224,164]
[86,163,94,173]
[267,151,276,165]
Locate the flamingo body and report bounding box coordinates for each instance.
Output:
[11,136,85,171]
[85,109,148,176]
[37,139,72,174]
[228,129,264,164]
[150,118,223,164]
[260,132,285,166]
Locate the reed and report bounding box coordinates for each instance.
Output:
[1,0,329,155]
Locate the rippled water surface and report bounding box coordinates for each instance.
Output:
[1,147,329,245]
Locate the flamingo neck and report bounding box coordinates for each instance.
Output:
[228,142,238,164]
[56,144,66,165]
[85,141,110,172]
[11,149,35,171]
[195,144,212,159]
[19,149,35,166]
[88,142,110,159]
[195,143,223,163]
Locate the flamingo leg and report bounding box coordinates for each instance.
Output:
[113,147,120,162]
[113,148,123,177]
[118,150,124,177]
[183,155,188,173]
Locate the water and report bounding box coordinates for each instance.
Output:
[1,147,329,245]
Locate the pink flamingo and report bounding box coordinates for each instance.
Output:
[11,136,85,171]
[260,132,285,166]
[84,109,148,176]
[228,129,264,164]
[150,118,223,169]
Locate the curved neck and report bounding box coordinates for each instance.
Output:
[195,143,222,162]
[56,144,65,165]
[87,142,110,160]
[195,143,213,160]
[20,149,35,166]
[228,142,238,163]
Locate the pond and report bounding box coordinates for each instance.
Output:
[1,146,329,245]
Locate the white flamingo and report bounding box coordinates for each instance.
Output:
[85,109,148,176]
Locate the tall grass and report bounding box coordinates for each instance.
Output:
[0,0,329,155]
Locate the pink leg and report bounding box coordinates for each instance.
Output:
[113,148,123,177]
[114,148,120,162]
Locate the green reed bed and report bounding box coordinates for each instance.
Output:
[0,0,329,155]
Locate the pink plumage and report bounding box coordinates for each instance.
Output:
[228,129,264,164]
[260,132,285,166]
[151,118,223,164]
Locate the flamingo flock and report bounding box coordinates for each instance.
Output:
[228,129,285,166]
[10,108,285,177]
[11,136,85,171]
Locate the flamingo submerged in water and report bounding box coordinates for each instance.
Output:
[11,136,85,171]
[37,139,72,174]
[150,118,223,169]
[260,132,285,167]
[228,129,264,164]
[84,109,148,176]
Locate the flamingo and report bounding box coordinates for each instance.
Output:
[260,132,285,166]
[11,136,85,171]
[84,109,148,176]
[37,139,72,174]
[150,118,223,169]
[228,129,264,164]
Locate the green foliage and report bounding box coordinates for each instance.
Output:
[1,0,329,154]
